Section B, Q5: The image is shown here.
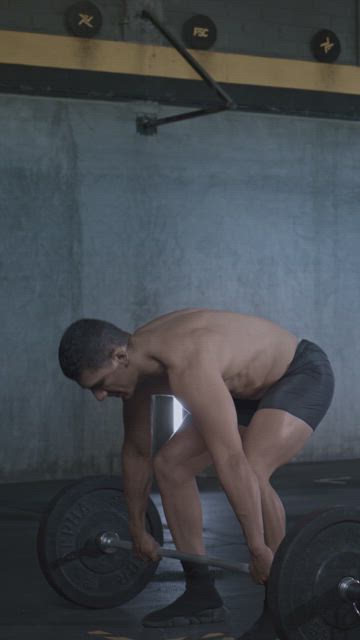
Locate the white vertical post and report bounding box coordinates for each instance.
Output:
[172,397,183,432]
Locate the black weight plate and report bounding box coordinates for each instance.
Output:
[65,2,103,38]
[268,507,360,640]
[182,15,217,50]
[37,476,163,609]
[311,29,341,63]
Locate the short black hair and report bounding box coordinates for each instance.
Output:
[58,318,130,381]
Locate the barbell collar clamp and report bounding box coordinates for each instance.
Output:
[338,576,360,604]
[96,531,121,554]
[97,530,251,574]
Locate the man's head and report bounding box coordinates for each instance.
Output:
[58,319,136,400]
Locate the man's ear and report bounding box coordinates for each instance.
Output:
[112,345,129,367]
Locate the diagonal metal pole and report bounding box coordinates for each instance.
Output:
[137,10,237,133]
[142,10,237,109]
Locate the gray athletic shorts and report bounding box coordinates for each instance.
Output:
[234,339,335,431]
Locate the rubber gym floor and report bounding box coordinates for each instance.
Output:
[2,459,360,640]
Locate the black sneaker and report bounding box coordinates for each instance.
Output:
[236,608,278,639]
[142,585,227,628]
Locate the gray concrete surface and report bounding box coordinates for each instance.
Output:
[2,92,360,479]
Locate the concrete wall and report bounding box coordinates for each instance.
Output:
[0,0,357,64]
[1,93,360,481]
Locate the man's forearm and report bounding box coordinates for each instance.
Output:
[122,449,153,535]
[214,453,266,554]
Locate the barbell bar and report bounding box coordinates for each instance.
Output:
[96,530,250,573]
[96,530,360,607]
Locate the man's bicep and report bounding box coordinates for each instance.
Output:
[169,368,242,456]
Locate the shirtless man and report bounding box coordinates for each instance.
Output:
[58,309,334,636]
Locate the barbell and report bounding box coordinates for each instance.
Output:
[37,475,360,640]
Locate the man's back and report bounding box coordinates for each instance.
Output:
[133,309,298,399]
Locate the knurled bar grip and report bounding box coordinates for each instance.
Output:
[97,531,250,574]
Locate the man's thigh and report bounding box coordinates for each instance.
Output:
[158,415,248,476]
[242,408,313,477]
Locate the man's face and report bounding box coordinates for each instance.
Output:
[78,348,138,401]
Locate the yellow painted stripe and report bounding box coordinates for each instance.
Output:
[1,29,360,96]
